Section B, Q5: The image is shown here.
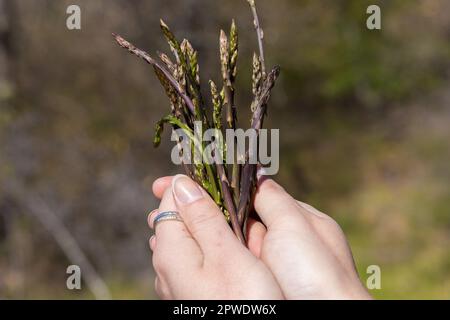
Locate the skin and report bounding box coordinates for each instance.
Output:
[148,174,371,300]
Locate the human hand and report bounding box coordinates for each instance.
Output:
[246,174,372,299]
[148,174,284,300]
[150,174,371,300]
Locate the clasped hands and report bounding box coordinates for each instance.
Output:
[148,174,371,300]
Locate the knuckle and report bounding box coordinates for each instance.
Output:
[317,214,345,236]
[297,201,340,224]
[327,217,344,233]
[185,201,222,230]
[317,212,335,223]
[152,251,167,274]
[313,211,341,228]
[190,214,221,236]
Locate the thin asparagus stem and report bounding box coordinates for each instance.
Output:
[247,0,266,77]
[238,66,280,227]
[236,0,278,233]
[219,23,241,205]
[216,163,245,244]
[113,33,196,115]
[229,20,241,205]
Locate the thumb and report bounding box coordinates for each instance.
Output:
[254,177,309,229]
[171,175,239,255]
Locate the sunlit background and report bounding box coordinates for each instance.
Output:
[0,0,449,299]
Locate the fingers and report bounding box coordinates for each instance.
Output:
[255,178,357,274]
[254,178,310,229]
[254,178,356,271]
[171,175,241,256]
[152,176,174,199]
[149,234,156,251]
[147,209,159,229]
[149,187,202,276]
[246,218,266,258]
[296,201,358,274]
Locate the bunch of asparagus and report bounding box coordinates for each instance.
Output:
[113,0,280,245]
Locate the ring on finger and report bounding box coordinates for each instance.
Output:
[153,211,183,228]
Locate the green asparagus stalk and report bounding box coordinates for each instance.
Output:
[113,0,280,243]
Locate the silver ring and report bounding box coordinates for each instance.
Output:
[153,211,183,228]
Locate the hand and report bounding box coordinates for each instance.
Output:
[247,174,371,299]
[148,175,284,300]
[150,174,371,300]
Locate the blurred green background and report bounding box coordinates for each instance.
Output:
[0,0,449,299]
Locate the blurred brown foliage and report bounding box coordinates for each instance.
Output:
[0,0,449,299]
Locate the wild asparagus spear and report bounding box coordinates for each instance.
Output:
[113,0,280,243]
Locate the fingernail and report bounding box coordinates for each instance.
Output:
[257,166,268,181]
[172,174,204,204]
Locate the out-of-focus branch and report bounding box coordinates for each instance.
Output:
[6,181,111,300]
